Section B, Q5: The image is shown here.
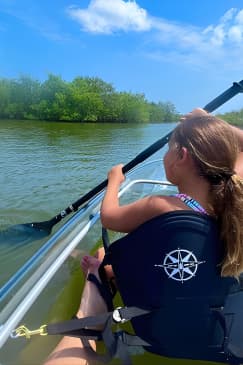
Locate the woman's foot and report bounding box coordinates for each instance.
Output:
[81,248,115,283]
[81,252,117,300]
[81,255,101,278]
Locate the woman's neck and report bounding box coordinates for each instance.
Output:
[177,176,211,212]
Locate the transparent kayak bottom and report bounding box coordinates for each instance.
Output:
[0,161,221,365]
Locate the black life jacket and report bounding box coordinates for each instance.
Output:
[46,210,243,365]
[101,210,243,364]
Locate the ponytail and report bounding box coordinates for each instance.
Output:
[172,115,243,278]
[211,174,243,277]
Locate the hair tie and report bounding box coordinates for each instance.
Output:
[231,174,243,184]
[222,170,235,179]
[206,171,234,184]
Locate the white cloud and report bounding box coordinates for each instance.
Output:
[235,9,243,24]
[201,8,243,47]
[148,7,243,69]
[220,8,237,23]
[150,7,243,49]
[67,2,243,69]
[228,25,242,42]
[67,2,243,50]
[67,0,151,34]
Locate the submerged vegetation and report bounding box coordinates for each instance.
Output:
[0,74,179,123]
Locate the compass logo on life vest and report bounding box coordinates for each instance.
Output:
[154,248,205,283]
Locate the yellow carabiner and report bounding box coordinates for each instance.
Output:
[11,324,47,339]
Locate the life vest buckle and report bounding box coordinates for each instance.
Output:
[112,307,128,324]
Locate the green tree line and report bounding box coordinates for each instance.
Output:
[216,110,243,126]
[0,75,179,123]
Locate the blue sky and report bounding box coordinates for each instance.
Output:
[1,0,243,113]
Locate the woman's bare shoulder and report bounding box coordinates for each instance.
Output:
[146,194,180,215]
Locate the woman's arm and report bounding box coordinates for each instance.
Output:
[100,165,168,233]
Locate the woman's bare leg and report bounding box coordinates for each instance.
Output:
[43,256,107,365]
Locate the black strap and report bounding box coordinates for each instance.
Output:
[239,273,243,290]
[47,306,150,336]
[211,307,228,338]
[211,307,241,365]
[87,273,114,311]
[79,317,114,364]
[78,321,137,365]
[102,226,110,252]
[113,332,132,365]
[46,312,111,336]
[116,307,150,322]
[46,306,151,365]
[101,316,151,365]
[121,332,151,347]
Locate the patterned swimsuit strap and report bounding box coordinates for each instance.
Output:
[175,193,208,215]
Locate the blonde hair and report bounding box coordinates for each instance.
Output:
[172,115,243,277]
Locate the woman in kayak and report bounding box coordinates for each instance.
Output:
[44,109,243,365]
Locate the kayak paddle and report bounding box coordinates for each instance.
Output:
[3,79,243,241]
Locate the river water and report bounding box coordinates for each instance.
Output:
[0,120,175,227]
[1,120,222,365]
[0,120,175,284]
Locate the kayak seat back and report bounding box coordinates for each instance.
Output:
[103,211,243,363]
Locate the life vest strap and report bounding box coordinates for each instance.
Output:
[45,306,151,364]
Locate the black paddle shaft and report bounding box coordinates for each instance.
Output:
[30,80,243,233]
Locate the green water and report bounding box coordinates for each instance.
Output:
[0,120,174,290]
[0,120,174,226]
[0,120,221,365]
[0,120,175,364]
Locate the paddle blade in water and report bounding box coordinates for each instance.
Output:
[0,224,49,245]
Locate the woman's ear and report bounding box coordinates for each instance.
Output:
[177,147,188,162]
[178,147,195,170]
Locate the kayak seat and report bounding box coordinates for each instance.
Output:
[45,210,243,365]
[100,210,243,364]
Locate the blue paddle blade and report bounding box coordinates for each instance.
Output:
[0,224,49,245]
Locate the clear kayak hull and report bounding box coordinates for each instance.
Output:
[0,160,221,365]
